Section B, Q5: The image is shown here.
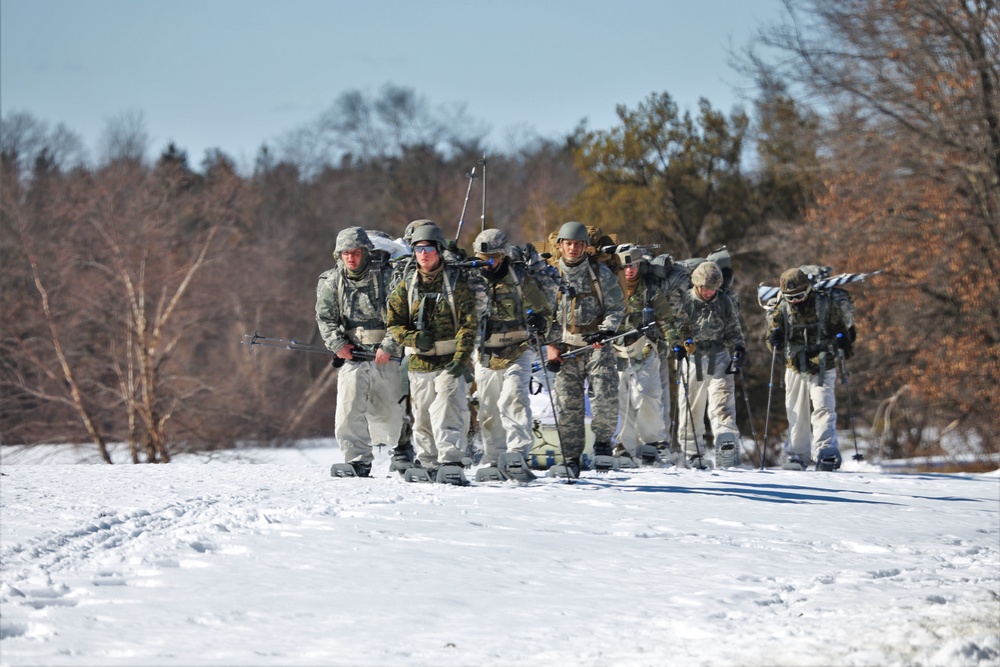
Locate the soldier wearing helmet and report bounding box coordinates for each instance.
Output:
[544,221,625,477]
[765,267,855,471]
[316,226,403,477]
[676,260,746,468]
[609,244,690,464]
[471,228,554,480]
[386,220,480,481]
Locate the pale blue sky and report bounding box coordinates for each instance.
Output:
[1,0,783,168]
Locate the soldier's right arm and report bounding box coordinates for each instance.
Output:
[386,280,416,348]
[315,270,349,353]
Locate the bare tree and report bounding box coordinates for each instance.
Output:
[98,110,150,167]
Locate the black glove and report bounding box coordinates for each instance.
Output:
[414,331,434,352]
[732,346,745,371]
[331,356,346,369]
[444,360,466,378]
[836,332,853,359]
[672,344,686,362]
[545,359,561,373]
[768,328,783,349]
[583,329,616,345]
[525,311,547,334]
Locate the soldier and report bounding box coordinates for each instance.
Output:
[765,268,854,471]
[316,227,403,477]
[611,244,689,463]
[471,228,554,481]
[386,222,479,479]
[544,221,625,477]
[675,261,746,468]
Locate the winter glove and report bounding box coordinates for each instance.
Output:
[444,360,466,378]
[672,344,686,362]
[768,328,783,349]
[732,346,746,372]
[836,332,853,359]
[414,331,434,352]
[525,311,547,334]
[545,359,562,374]
[331,356,346,369]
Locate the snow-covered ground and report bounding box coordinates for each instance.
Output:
[1,442,998,667]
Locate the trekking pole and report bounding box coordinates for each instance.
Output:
[736,367,760,456]
[454,166,477,242]
[759,344,778,470]
[681,353,705,466]
[526,311,575,484]
[478,152,488,234]
[837,341,864,461]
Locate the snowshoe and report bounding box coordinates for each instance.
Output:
[435,464,470,486]
[330,463,358,478]
[497,452,536,483]
[592,441,617,473]
[547,456,581,479]
[389,445,417,475]
[714,433,741,468]
[475,465,505,482]
[781,455,807,471]
[815,446,843,472]
[638,444,661,466]
[403,466,433,483]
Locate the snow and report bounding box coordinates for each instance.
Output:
[1,442,998,667]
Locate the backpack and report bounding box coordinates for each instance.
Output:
[508,242,560,312]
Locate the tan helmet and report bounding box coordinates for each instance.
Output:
[556,221,589,243]
[780,268,812,302]
[691,261,723,290]
[474,228,509,256]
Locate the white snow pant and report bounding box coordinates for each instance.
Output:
[474,350,536,465]
[409,368,468,467]
[676,349,740,457]
[783,366,838,463]
[335,359,404,463]
[615,353,669,455]
[657,345,674,443]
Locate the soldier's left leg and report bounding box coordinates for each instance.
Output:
[498,350,535,456]
[809,367,839,461]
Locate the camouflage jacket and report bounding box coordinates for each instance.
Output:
[618,277,690,347]
[551,258,624,349]
[315,259,401,357]
[478,261,553,370]
[680,287,745,353]
[767,292,852,373]
[386,265,479,372]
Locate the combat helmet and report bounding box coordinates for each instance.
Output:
[556,221,589,243]
[334,226,375,255]
[408,222,446,251]
[780,268,812,303]
[691,261,724,290]
[474,228,510,256]
[615,243,646,269]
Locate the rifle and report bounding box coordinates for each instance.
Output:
[559,324,657,361]
[241,332,401,363]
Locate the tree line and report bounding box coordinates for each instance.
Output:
[2,0,995,463]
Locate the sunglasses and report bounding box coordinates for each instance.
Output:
[413,245,438,254]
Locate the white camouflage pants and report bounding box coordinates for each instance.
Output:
[409,369,469,467]
[676,349,740,457]
[335,359,404,463]
[474,349,536,465]
[615,352,669,455]
[783,367,838,463]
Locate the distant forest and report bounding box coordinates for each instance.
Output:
[2,0,996,464]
